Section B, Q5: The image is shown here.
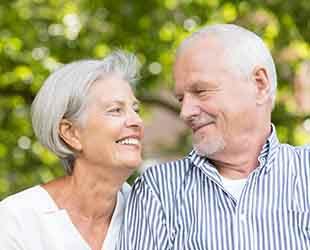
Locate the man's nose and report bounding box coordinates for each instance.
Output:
[180,94,200,122]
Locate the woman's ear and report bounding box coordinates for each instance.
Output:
[252,66,272,105]
[59,119,82,152]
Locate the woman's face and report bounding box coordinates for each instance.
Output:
[75,74,144,171]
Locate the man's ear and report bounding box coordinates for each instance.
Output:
[59,119,82,152]
[252,66,271,105]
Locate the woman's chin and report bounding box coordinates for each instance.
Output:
[122,157,142,170]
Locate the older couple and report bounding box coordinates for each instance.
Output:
[1,24,309,250]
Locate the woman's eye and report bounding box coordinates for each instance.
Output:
[196,89,205,94]
[109,107,122,113]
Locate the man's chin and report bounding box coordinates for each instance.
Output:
[193,139,225,157]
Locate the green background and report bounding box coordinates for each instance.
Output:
[1,0,310,199]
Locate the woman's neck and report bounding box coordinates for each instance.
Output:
[44,160,131,221]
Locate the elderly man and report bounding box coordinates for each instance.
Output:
[119,24,310,250]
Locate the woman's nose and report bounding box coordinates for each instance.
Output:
[126,109,144,129]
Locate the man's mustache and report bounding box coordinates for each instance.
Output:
[186,114,216,132]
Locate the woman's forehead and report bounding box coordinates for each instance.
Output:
[88,76,137,104]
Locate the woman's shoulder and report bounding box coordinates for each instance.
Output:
[0,185,64,249]
[0,186,44,233]
[0,185,55,215]
[1,185,41,204]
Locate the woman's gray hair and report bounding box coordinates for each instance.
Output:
[31,50,141,174]
[177,24,277,106]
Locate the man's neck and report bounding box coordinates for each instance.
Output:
[208,125,272,179]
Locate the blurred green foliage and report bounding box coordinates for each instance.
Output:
[1,0,310,199]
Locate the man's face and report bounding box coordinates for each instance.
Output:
[174,37,258,158]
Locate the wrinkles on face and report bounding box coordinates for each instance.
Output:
[184,110,216,133]
[188,110,225,157]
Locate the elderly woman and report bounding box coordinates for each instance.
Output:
[0,51,144,250]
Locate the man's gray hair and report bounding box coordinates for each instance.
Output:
[177,24,277,105]
[31,50,141,174]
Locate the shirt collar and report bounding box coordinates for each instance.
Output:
[261,124,280,172]
[188,150,221,183]
[188,124,280,177]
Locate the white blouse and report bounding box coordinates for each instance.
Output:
[0,183,131,250]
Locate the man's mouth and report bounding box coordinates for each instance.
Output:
[192,122,215,133]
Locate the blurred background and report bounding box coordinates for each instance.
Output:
[1,0,310,199]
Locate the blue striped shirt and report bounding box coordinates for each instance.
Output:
[118,127,310,250]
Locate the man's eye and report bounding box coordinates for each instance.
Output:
[134,108,140,114]
[177,97,183,103]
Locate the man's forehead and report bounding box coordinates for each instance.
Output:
[177,35,224,58]
[174,73,210,96]
[175,41,226,73]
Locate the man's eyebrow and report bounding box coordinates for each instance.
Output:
[133,99,140,106]
[173,79,214,94]
[190,80,219,90]
[173,90,183,99]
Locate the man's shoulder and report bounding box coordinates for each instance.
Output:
[134,156,193,196]
[143,156,191,179]
[294,144,310,152]
[277,143,310,171]
[279,143,310,156]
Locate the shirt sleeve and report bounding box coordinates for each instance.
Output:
[117,177,170,250]
[0,203,25,250]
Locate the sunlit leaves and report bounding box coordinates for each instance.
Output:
[1,37,23,59]
[290,40,310,59]
[0,144,8,159]
[14,65,33,83]
[221,3,237,22]
[0,0,310,199]
[164,0,178,10]
[159,22,176,41]
[63,13,82,40]
[295,126,310,145]
[93,44,110,58]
